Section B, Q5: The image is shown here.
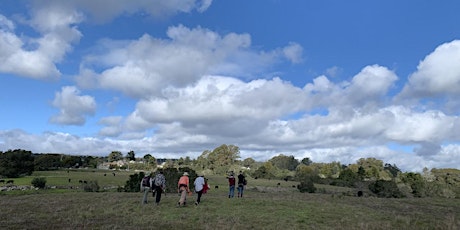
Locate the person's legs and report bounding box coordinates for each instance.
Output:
[179,187,187,206]
[142,187,150,204]
[155,188,162,204]
[240,186,244,197]
[196,190,203,205]
[237,186,242,197]
[229,185,235,198]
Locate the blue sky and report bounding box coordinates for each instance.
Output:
[1,0,460,172]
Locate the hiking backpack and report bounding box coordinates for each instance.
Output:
[142,176,150,187]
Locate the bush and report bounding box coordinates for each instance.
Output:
[122,172,146,192]
[368,180,404,198]
[298,179,316,193]
[83,180,100,192]
[31,177,47,189]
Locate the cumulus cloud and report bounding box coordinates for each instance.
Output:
[398,40,460,98]
[1,0,212,80]
[122,75,308,135]
[0,11,81,79]
[50,86,96,125]
[76,25,297,98]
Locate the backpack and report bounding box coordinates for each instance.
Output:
[142,176,150,187]
[154,174,163,187]
[243,178,247,185]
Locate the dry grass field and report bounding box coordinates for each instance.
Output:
[0,170,459,229]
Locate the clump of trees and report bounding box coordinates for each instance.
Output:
[0,149,34,177]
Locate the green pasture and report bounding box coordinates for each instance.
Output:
[1,184,459,229]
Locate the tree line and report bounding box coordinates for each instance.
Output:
[1,146,459,198]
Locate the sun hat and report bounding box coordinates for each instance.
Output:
[183,172,189,176]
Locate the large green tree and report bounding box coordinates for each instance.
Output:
[197,144,240,174]
[0,149,35,178]
[108,151,123,162]
[269,154,299,171]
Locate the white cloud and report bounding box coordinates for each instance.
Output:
[50,86,96,125]
[282,42,303,64]
[122,75,308,134]
[399,40,460,98]
[77,25,294,98]
[71,0,213,22]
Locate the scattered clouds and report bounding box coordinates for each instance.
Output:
[1,1,460,172]
[50,86,96,125]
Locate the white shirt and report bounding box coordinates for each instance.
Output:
[194,176,205,192]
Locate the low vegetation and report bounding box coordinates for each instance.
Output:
[0,171,458,229]
[1,146,460,228]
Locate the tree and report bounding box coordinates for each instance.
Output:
[368,180,404,198]
[34,154,62,170]
[126,150,135,161]
[301,157,313,166]
[332,168,359,187]
[269,154,299,171]
[0,149,35,178]
[384,163,401,179]
[356,157,384,180]
[108,151,123,162]
[197,144,240,174]
[400,172,426,197]
[242,157,256,168]
[143,154,157,168]
[252,162,276,179]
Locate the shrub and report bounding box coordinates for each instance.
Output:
[368,180,404,198]
[83,180,100,192]
[122,172,146,192]
[298,178,316,193]
[31,177,47,189]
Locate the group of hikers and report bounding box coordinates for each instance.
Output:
[140,170,246,206]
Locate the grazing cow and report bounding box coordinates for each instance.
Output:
[292,185,296,188]
[68,178,71,183]
[0,179,5,183]
[283,177,289,182]
[104,173,106,176]
[112,172,116,176]
[214,185,219,189]
[79,180,83,183]
[6,180,14,184]
[83,180,87,184]
[357,191,363,197]
[277,182,281,186]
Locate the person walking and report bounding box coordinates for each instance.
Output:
[140,173,152,204]
[237,171,246,198]
[227,171,236,198]
[194,175,205,205]
[152,170,166,205]
[177,172,190,207]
